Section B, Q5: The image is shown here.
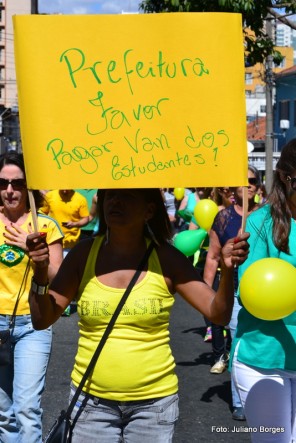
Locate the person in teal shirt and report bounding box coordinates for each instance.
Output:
[232,138,296,443]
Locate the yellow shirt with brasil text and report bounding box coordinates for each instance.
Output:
[72,236,178,401]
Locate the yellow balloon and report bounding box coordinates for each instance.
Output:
[173,188,185,200]
[254,194,260,203]
[240,258,296,321]
[193,199,218,231]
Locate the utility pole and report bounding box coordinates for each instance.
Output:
[265,13,274,193]
[31,0,38,14]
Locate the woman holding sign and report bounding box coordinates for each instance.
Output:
[0,152,63,443]
[232,139,296,442]
[27,188,249,443]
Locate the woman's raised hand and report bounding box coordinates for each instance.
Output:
[26,232,50,268]
[221,232,250,269]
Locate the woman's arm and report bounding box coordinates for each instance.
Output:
[161,233,249,325]
[47,240,63,282]
[64,216,89,228]
[238,213,269,281]
[88,193,98,223]
[178,194,189,211]
[203,229,221,287]
[27,233,92,329]
[188,220,198,230]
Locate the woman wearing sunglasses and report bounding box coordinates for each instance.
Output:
[232,139,296,442]
[0,152,63,443]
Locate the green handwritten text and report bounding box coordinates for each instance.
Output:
[60,48,209,95]
[124,128,171,153]
[87,91,169,135]
[46,137,112,174]
[111,152,191,180]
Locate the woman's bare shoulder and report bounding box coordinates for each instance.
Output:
[156,241,200,281]
[69,237,94,255]
[62,238,95,272]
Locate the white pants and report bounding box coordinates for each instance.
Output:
[232,347,296,443]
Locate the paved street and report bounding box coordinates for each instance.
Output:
[42,296,251,442]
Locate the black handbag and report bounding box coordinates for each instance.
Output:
[0,261,30,367]
[43,410,72,443]
[44,242,155,443]
[0,329,12,366]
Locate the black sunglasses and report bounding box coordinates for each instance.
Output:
[218,188,232,194]
[0,178,27,190]
[286,176,296,191]
[248,178,257,186]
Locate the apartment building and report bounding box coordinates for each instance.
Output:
[0,1,31,152]
[245,46,294,123]
[1,1,31,108]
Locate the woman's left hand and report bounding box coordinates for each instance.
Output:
[26,232,50,268]
[221,232,250,269]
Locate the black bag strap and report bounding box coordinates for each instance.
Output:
[10,259,30,331]
[65,241,155,419]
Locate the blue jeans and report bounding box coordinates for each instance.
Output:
[229,297,243,408]
[0,314,52,443]
[69,384,179,443]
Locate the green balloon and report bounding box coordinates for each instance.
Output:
[174,229,207,256]
[177,209,192,223]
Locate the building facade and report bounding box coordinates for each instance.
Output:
[0,0,31,153]
[245,46,294,124]
[274,65,296,150]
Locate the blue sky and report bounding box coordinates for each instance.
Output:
[38,0,141,15]
[37,2,295,17]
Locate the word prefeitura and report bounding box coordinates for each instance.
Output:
[60,48,209,95]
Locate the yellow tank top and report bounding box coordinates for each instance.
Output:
[71,236,178,401]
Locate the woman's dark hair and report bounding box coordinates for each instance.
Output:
[96,188,172,244]
[0,152,44,209]
[248,164,261,188]
[269,138,296,253]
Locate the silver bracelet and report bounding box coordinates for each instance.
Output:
[31,277,49,296]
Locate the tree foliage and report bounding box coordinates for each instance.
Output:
[139,0,296,65]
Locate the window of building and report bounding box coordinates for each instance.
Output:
[260,105,266,113]
[279,100,290,122]
[245,73,253,85]
[274,57,286,69]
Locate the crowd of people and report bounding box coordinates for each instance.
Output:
[1,138,296,442]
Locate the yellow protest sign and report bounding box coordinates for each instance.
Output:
[13,13,248,190]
